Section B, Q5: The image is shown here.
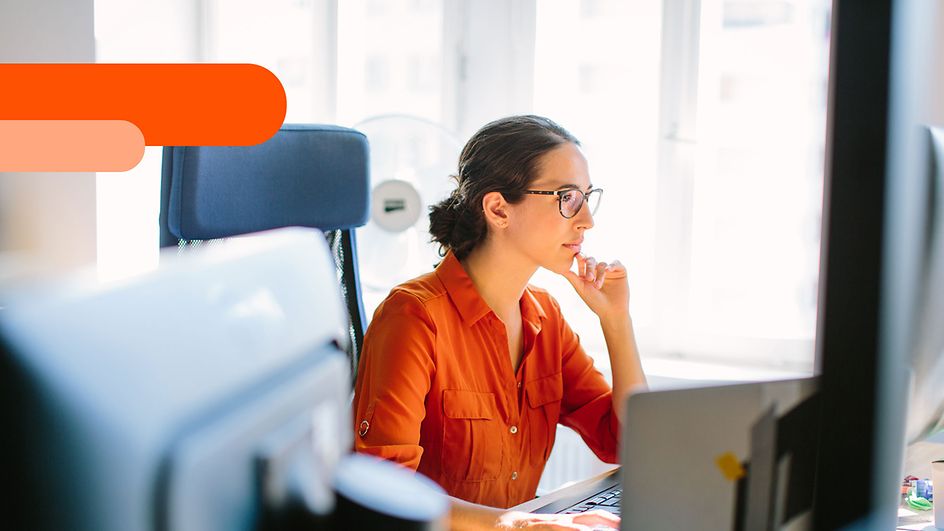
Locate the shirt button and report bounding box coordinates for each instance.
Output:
[510,425,518,434]
[517,381,522,388]
[511,471,518,480]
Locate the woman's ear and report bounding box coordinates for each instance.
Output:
[481,191,510,229]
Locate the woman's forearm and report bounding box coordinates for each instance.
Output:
[448,495,504,531]
[599,312,647,423]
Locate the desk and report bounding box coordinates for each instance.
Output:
[511,467,619,514]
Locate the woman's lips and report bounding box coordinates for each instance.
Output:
[563,243,581,254]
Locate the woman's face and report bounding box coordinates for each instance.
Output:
[505,142,595,274]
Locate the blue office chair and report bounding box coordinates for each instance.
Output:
[158,124,370,378]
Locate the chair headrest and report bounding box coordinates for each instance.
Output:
[164,124,369,241]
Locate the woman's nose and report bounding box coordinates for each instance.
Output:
[574,201,594,230]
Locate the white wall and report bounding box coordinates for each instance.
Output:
[0,0,97,272]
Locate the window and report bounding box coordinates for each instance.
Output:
[681,0,829,369]
[205,0,333,122]
[336,0,445,125]
[532,0,663,363]
[532,0,829,372]
[688,0,828,343]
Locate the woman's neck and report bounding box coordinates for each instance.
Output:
[460,239,536,321]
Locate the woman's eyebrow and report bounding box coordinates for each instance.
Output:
[552,183,594,191]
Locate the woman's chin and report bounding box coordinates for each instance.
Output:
[544,254,575,275]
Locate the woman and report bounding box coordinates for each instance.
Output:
[352,115,646,529]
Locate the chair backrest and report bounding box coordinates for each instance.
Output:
[158,124,370,378]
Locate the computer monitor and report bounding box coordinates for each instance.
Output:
[906,125,944,444]
[0,228,352,531]
[814,0,943,529]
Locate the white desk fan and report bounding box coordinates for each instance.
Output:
[352,114,462,321]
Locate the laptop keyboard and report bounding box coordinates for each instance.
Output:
[557,484,621,516]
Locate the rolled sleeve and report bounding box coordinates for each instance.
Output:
[352,290,437,471]
[554,302,620,464]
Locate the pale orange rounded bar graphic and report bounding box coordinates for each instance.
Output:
[0,120,145,172]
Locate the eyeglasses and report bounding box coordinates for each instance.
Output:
[523,188,603,219]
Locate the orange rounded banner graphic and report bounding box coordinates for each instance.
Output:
[0,120,145,172]
[0,64,286,146]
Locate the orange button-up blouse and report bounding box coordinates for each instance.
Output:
[351,252,620,508]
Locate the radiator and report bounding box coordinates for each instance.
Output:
[536,424,616,495]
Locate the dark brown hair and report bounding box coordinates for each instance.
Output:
[428,115,580,260]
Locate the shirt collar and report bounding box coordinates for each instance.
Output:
[521,287,548,327]
[435,251,548,328]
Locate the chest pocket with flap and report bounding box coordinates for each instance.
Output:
[526,373,564,465]
[441,389,503,481]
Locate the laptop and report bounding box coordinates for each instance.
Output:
[521,377,819,530]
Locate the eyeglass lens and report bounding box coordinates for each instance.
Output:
[560,189,601,218]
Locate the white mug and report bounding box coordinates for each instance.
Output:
[933,460,944,529]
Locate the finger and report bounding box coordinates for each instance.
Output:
[595,261,608,277]
[594,261,608,288]
[496,511,554,528]
[604,259,627,279]
[584,257,597,282]
[501,516,582,531]
[525,525,582,531]
[595,267,607,289]
[572,509,621,526]
[576,253,587,277]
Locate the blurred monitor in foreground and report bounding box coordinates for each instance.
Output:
[0,228,352,531]
[813,0,944,528]
[906,125,944,444]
